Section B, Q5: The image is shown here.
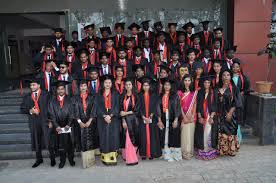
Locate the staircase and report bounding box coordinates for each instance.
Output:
[0,90,37,160]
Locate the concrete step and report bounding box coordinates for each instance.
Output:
[0,133,31,145]
[0,97,23,106]
[0,106,21,114]
[0,123,29,134]
[0,151,38,160]
[241,124,253,137]
[0,144,32,152]
[0,114,28,124]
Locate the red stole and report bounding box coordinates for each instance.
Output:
[127,49,133,60]
[186,36,192,46]
[66,53,75,73]
[132,35,139,47]
[144,92,151,158]
[202,58,212,73]
[31,89,41,114]
[162,94,169,113]
[115,35,124,48]
[88,48,97,65]
[136,81,142,92]
[82,62,88,78]
[106,47,116,64]
[57,95,65,108]
[204,31,210,45]
[42,52,54,72]
[134,56,142,64]
[80,92,88,113]
[44,72,49,91]
[212,49,222,59]
[170,33,177,45]
[118,59,127,78]
[115,79,124,94]
[104,91,111,112]
[88,79,100,93]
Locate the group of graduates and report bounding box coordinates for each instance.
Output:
[21,20,251,169]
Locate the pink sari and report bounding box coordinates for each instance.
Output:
[177,90,197,159]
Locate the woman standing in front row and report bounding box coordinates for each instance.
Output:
[157,78,182,162]
[177,74,197,160]
[217,69,242,156]
[120,78,140,165]
[138,77,162,160]
[91,75,121,165]
[194,75,218,160]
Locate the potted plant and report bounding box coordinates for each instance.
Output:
[256,33,275,94]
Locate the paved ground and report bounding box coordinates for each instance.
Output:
[0,142,276,183]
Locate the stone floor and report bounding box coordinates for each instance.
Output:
[0,142,276,183]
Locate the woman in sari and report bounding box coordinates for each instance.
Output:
[177,74,197,160]
[194,75,218,160]
[157,78,181,162]
[120,77,140,165]
[217,69,242,156]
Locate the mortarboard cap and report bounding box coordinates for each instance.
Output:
[128,23,141,30]
[213,27,223,32]
[168,23,177,28]
[99,74,114,82]
[154,21,163,28]
[115,22,125,30]
[53,28,63,33]
[182,22,195,30]
[84,24,95,30]
[100,27,112,35]
[141,20,150,26]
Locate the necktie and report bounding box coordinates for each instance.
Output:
[63,76,66,81]
[103,67,106,75]
[34,92,38,100]
[47,55,51,60]
[92,81,96,92]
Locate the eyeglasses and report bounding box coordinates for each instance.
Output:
[60,66,66,69]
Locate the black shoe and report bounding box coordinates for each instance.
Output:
[58,161,65,169]
[69,160,75,167]
[32,159,43,168]
[51,159,56,167]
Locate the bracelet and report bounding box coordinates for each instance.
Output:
[77,119,82,124]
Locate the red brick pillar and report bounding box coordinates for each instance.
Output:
[233,0,274,92]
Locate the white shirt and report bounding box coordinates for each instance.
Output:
[102,64,109,75]
[143,48,151,62]
[56,38,62,46]
[144,31,149,37]
[60,73,69,81]
[159,43,167,62]
[45,71,51,91]
[204,57,209,64]
[68,54,73,62]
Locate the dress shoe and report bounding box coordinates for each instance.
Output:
[58,161,65,169]
[32,159,43,168]
[51,159,56,167]
[69,160,75,167]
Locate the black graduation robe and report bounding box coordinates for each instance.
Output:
[157,93,181,148]
[194,89,218,150]
[120,94,140,147]
[91,91,120,153]
[198,31,213,47]
[217,85,242,135]
[72,94,99,152]
[48,95,74,151]
[51,39,68,60]
[137,93,162,158]
[71,61,92,79]
[138,31,155,46]
[32,52,56,71]
[20,90,49,152]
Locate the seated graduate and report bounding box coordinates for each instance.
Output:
[120,77,140,165]
[20,75,50,168]
[48,80,75,169]
[73,78,99,168]
[194,75,218,160]
[137,76,162,160]
[157,78,182,162]
[91,75,121,165]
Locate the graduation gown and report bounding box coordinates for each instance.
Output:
[72,94,99,152]
[51,39,68,60]
[36,71,56,94]
[71,61,92,79]
[33,52,56,72]
[113,34,126,48]
[198,31,213,47]
[81,36,101,49]
[20,90,49,152]
[48,96,74,151]
[120,94,140,147]
[217,85,242,135]
[138,93,162,158]
[91,91,120,153]
[194,89,218,150]
[157,93,181,148]
[115,59,133,78]
[139,31,155,46]
[88,79,101,96]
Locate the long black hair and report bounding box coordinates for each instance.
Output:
[179,74,194,92]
